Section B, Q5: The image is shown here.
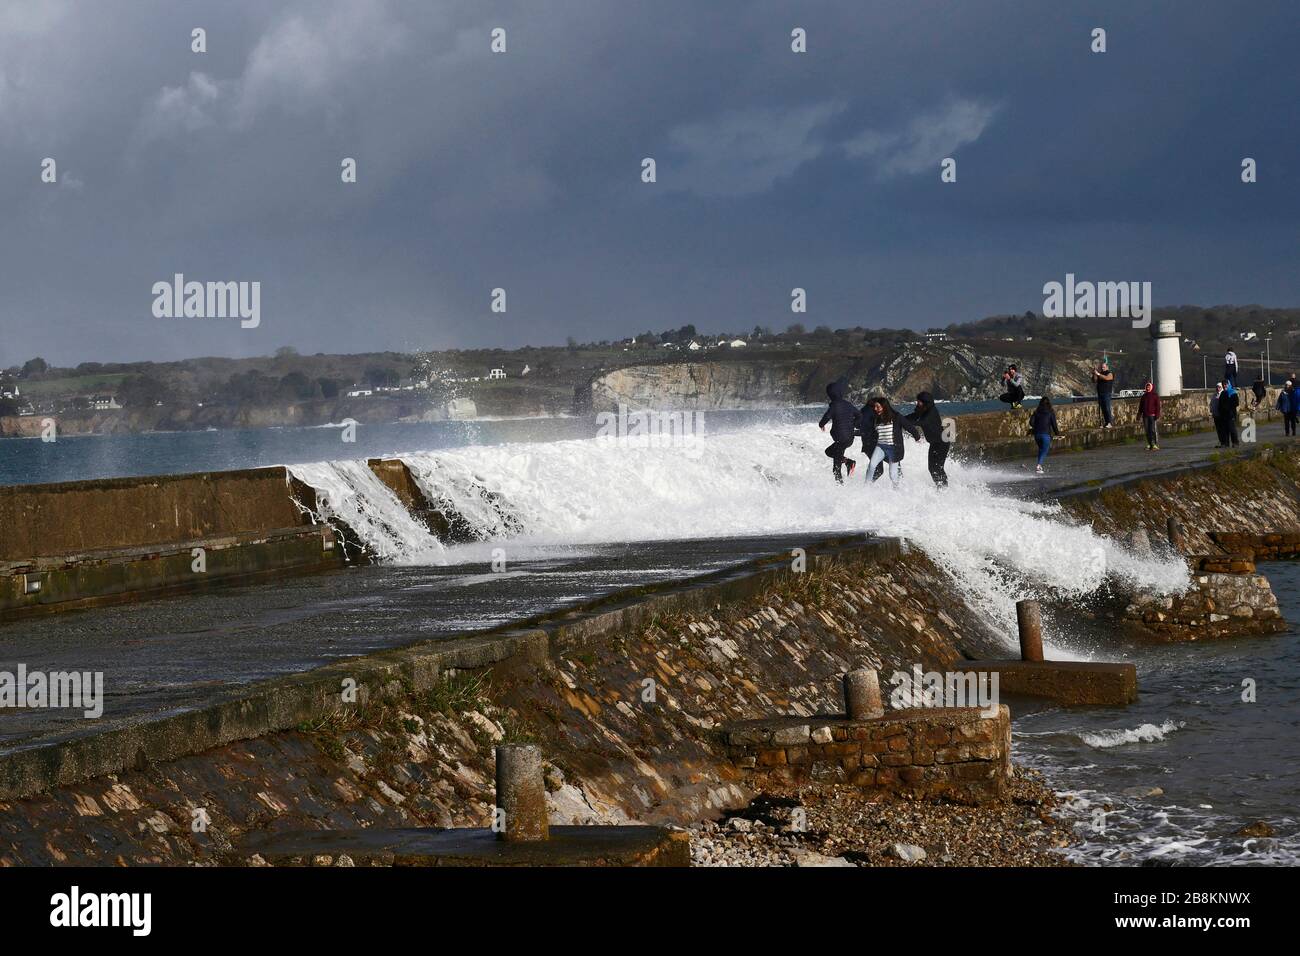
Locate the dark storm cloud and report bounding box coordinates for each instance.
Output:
[1,0,1296,366]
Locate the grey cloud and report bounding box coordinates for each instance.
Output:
[844,99,1001,178]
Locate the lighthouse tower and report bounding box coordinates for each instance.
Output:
[1152,318,1183,397]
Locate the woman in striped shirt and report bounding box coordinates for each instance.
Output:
[860,396,922,488]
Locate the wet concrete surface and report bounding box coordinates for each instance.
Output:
[984,417,1295,498]
[239,825,691,866]
[0,534,825,751]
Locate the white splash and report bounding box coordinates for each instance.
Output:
[1079,719,1184,749]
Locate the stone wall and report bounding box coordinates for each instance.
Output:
[723,707,1011,805]
[1123,553,1285,640]
[958,389,1282,460]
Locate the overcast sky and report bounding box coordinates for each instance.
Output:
[2,0,1297,367]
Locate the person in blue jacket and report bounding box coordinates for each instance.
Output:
[1278,380,1298,437]
[819,379,859,482]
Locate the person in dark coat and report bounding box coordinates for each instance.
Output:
[1221,383,1241,446]
[1278,380,1298,437]
[1211,383,1229,446]
[905,391,950,487]
[819,380,859,482]
[1030,396,1062,474]
[1251,377,1267,409]
[860,395,921,487]
[1138,380,1162,450]
[1091,361,1115,427]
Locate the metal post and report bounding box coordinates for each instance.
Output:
[1016,600,1044,662]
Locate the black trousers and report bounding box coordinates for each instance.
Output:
[1286,413,1298,437]
[824,439,855,481]
[928,442,950,487]
[1214,416,1230,446]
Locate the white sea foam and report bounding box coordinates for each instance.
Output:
[288,422,1190,656]
[1079,719,1184,749]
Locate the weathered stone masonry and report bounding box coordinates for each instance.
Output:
[723,707,1012,806]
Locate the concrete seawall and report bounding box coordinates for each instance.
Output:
[0,467,342,618]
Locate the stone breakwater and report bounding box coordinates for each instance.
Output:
[0,548,1007,865]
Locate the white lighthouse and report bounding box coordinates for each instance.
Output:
[1152,318,1183,397]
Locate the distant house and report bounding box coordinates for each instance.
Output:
[687,340,701,351]
[89,394,120,410]
[923,331,949,342]
[729,339,747,348]
[0,383,18,400]
[488,368,506,380]
[345,387,373,398]
[521,364,531,375]
[1240,331,1258,342]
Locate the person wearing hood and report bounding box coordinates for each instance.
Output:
[818,379,859,482]
[1211,382,1229,446]
[1221,381,1241,446]
[1138,380,1162,450]
[1278,380,1298,438]
[1224,349,1239,388]
[905,391,950,487]
[860,395,921,488]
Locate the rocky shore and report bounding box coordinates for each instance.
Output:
[689,771,1075,867]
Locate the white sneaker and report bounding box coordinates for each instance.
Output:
[1035,464,1044,474]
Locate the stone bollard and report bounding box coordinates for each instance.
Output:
[495,744,550,843]
[1166,517,1187,553]
[843,668,884,719]
[1127,526,1152,556]
[1016,600,1045,662]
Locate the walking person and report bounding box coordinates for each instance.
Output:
[1211,382,1230,446]
[998,365,1026,410]
[1223,348,1239,388]
[905,391,950,487]
[1278,380,1298,437]
[1138,380,1162,450]
[1030,395,1062,475]
[1091,360,1115,428]
[1222,382,1241,446]
[860,395,921,488]
[1251,376,1267,410]
[818,380,859,483]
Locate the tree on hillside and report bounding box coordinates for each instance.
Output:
[20,358,48,378]
[117,374,171,407]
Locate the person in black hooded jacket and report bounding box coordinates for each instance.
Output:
[905,391,950,487]
[819,379,859,482]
